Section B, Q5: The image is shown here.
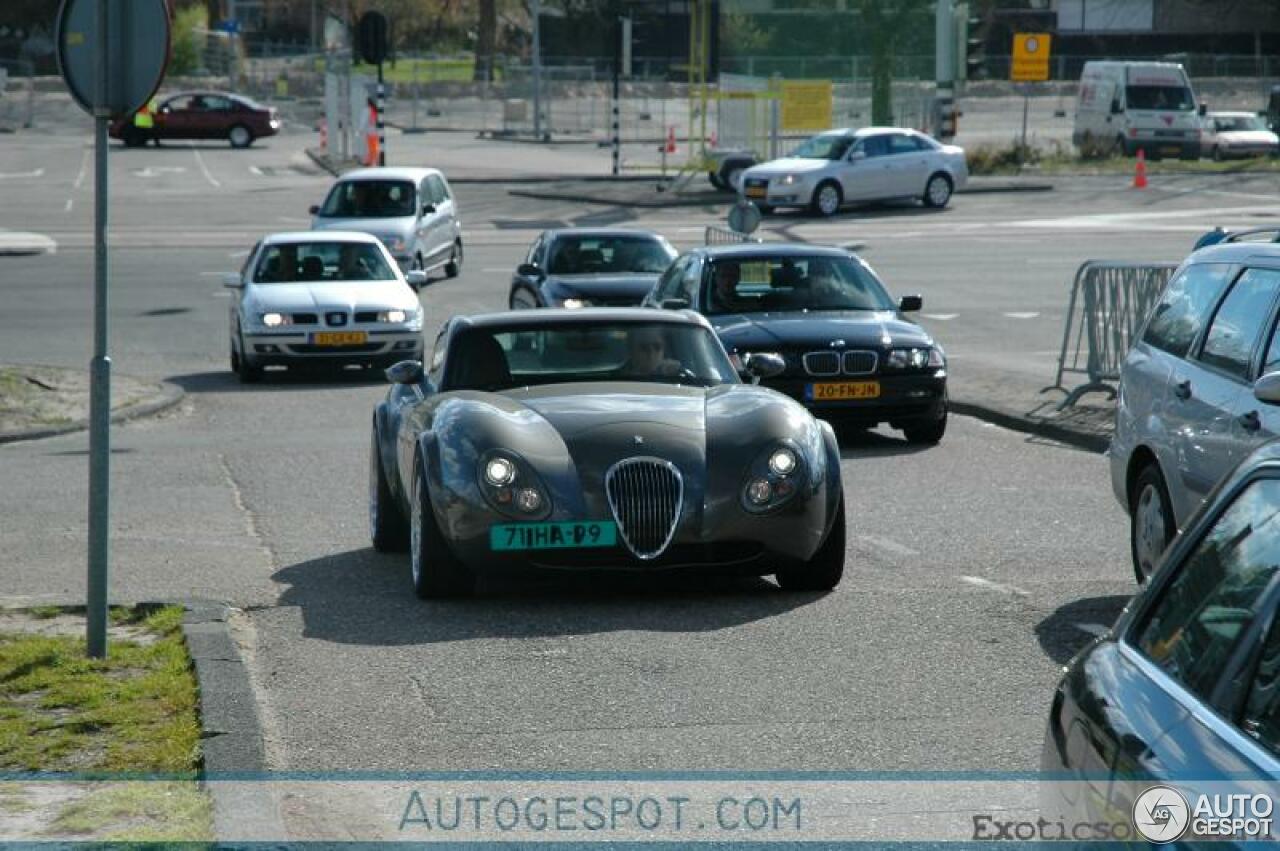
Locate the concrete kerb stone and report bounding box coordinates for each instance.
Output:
[0,379,184,446]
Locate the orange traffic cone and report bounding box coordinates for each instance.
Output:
[1133,147,1148,189]
[665,126,676,154]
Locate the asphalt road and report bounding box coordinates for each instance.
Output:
[1,128,1277,836]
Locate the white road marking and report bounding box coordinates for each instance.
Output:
[959,575,1031,597]
[1074,622,1110,637]
[0,168,44,179]
[1004,311,1040,319]
[228,249,250,258]
[190,145,221,188]
[276,216,309,224]
[250,166,265,176]
[64,199,73,213]
[923,313,957,320]
[133,166,188,178]
[856,534,919,558]
[73,148,90,189]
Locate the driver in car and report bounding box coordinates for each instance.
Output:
[712,263,750,312]
[620,327,682,379]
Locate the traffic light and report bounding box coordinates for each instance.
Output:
[963,7,986,80]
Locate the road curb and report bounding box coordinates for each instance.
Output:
[958,181,1055,193]
[0,379,185,446]
[951,399,1110,454]
[180,599,287,841]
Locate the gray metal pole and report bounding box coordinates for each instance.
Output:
[934,0,955,138]
[377,63,386,166]
[532,0,542,141]
[87,0,112,659]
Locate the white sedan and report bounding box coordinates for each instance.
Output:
[739,127,968,217]
[224,231,425,382]
[1201,111,1279,160]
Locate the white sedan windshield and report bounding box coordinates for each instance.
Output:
[254,242,395,283]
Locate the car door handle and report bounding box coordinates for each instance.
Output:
[1240,410,1262,432]
[1174,380,1192,400]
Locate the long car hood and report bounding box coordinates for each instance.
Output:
[247,281,417,312]
[710,311,933,350]
[547,274,660,302]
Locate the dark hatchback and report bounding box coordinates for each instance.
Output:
[642,243,947,444]
[110,91,280,149]
[509,228,678,310]
[1041,440,1280,845]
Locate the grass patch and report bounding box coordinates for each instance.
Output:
[0,606,200,773]
[352,57,495,84]
[966,140,1280,176]
[49,781,211,841]
[26,606,63,620]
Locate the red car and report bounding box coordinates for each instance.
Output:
[110,91,281,149]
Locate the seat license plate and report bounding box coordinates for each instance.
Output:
[490,521,617,551]
[312,331,367,346]
[744,186,767,198]
[806,381,881,401]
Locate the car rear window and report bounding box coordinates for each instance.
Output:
[546,235,675,275]
[319,180,416,218]
[1141,263,1234,358]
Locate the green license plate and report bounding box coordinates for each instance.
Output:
[490,521,617,551]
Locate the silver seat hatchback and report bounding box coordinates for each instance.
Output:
[1112,236,1280,581]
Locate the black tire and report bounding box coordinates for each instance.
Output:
[921,172,953,209]
[756,204,774,215]
[369,424,409,552]
[1212,146,1224,162]
[122,126,148,148]
[718,159,750,192]
[810,180,843,217]
[775,498,845,591]
[1129,462,1176,584]
[229,341,240,373]
[235,332,262,383]
[228,124,254,149]
[444,241,462,278]
[509,287,540,310]
[708,172,727,190]
[409,459,475,598]
[902,409,947,445]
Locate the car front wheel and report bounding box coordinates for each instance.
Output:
[229,125,253,148]
[235,332,262,383]
[922,173,953,208]
[810,181,843,217]
[445,241,462,278]
[775,498,845,591]
[410,459,475,598]
[1130,463,1175,583]
[902,409,947,444]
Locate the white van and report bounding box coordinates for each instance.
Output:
[1073,61,1202,160]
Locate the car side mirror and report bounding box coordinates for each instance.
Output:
[1198,102,1208,117]
[660,297,690,310]
[421,204,436,216]
[386,360,424,386]
[899,294,923,312]
[517,263,544,279]
[848,150,867,161]
[222,273,243,289]
[308,204,319,215]
[405,270,428,290]
[1110,99,1122,115]
[743,351,786,381]
[1254,372,1280,404]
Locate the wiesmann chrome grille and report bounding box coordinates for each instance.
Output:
[604,457,683,560]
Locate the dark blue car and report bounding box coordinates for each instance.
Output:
[508,228,677,310]
[1042,440,1280,846]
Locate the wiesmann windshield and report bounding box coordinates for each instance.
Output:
[319,180,416,218]
[789,133,855,160]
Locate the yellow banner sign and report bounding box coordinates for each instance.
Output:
[780,80,833,131]
[1011,32,1051,82]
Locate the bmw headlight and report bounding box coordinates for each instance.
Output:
[477,450,550,518]
[260,312,290,327]
[562,298,591,310]
[885,347,944,371]
[742,442,805,513]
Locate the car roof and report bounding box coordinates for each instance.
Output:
[693,241,854,260]
[452,308,712,331]
[261,230,382,246]
[338,167,444,182]
[807,127,915,138]
[1190,238,1280,264]
[1208,111,1259,119]
[543,227,666,240]
[162,90,246,101]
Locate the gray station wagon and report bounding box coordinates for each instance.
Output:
[1112,232,1280,582]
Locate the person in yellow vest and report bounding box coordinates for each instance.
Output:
[132,97,159,146]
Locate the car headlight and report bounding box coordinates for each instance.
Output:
[742,442,804,513]
[778,174,798,185]
[260,312,289,327]
[378,309,416,324]
[885,347,944,370]
[562,298,591,310]
[478,451,550,518]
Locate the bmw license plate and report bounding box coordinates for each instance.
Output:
[806,381,880,401]
[745,186,767,198]
[490,521,617,551]
[312,331,367,346]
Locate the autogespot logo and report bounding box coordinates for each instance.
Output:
[1133,786,1191,843]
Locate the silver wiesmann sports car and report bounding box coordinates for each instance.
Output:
[368,308,847,598]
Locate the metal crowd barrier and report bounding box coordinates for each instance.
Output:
[1048,260,1179,409]
[704,225,761,245]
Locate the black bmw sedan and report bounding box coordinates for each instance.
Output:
[643,243,947,444]
[509,228,678,310]
[1041,440,1280,846]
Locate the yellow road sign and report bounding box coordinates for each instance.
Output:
[1011,32,1051,82]
[780,80,833,132]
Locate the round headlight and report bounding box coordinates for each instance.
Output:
[562,298,589,310]
[768,447,797,476]
[746,478,772,505]
[261,312,285,327]
[515,488,543,513]
[484,457,516,486]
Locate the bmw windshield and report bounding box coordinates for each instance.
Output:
[444,323,739,391]
[705,255,896,315]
